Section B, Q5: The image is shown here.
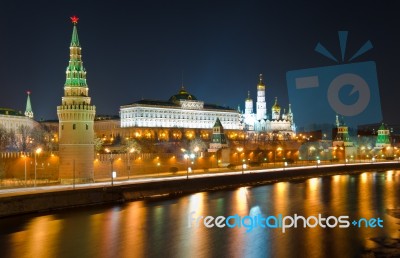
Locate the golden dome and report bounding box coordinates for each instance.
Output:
[257,73,265,90]
[272,97,281,111]
[245,91,252,102]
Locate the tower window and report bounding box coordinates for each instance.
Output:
[61,125,64,130]
[73,124,76,130]
[86,124,89,130]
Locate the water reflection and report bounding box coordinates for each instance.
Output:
[0,170,399,258]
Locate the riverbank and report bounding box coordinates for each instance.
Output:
[1,162,399,218]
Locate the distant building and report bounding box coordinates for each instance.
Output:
[375,123,391,149]
[332,115,356,159]
[0,92,37,133]
[120,87,241,130]
[209,118,229,150]
[208,118,231,166]
[242,74,296,139]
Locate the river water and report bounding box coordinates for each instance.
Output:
[0,170,399,258]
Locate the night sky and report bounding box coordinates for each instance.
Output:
[1,0,399,127]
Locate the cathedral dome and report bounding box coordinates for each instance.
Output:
[271,97,281,112]
[169,87,197,103]
[245,91,252,102]
[257,74,265,90]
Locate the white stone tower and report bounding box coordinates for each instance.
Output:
[57,16,96,183]
[256,74,266,120]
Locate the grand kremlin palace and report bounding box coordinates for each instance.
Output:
[96,87,245,142]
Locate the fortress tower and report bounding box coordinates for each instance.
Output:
[57,16,96,183]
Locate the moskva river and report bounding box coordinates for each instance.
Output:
[0,170,399,258]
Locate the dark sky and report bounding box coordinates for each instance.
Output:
[1,0,399,127]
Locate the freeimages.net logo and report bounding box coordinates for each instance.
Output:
[286,31,382,127]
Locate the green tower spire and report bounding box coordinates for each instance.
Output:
[64,16,88,88]
[24,91,33,118]
[70,21,80,47]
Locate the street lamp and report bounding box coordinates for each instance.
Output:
[308,146,315,163]
[105,148,115,186]
[34,148,42,187]
[236,147,243,165]
[184,153,189,179]
[242,161,247,174]
[127,148,135,180]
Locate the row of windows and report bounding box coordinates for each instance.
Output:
[61,124,90,130]
[122,109,238,118]
[124,114,238,121]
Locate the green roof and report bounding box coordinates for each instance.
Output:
[0,108,23,116]
[70,25,80,47]
[64,23,88,88]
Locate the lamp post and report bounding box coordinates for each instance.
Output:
[127,148,135,180]
[34,148,42,187]
[105,148,115,186]
[236,147,243,165]
[308,146,315,164]
[184,153,189,179]
[242,159,246,174]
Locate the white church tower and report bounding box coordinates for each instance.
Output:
[256,74,267,120]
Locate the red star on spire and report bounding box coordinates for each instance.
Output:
[70,16,79,24]
[26,90,31,95]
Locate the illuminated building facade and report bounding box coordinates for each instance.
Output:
[0,92,37,133]
[242,74,296,139]
[120,87,241,130]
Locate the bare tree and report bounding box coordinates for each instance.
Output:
[0,126,8,151]
[189,137,207,152]
[124,139,142,153]
[6,130,17,151]
[94,137,104,152]
[17,125,31,151]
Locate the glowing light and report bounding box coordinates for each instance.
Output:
[70,16,79,24]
